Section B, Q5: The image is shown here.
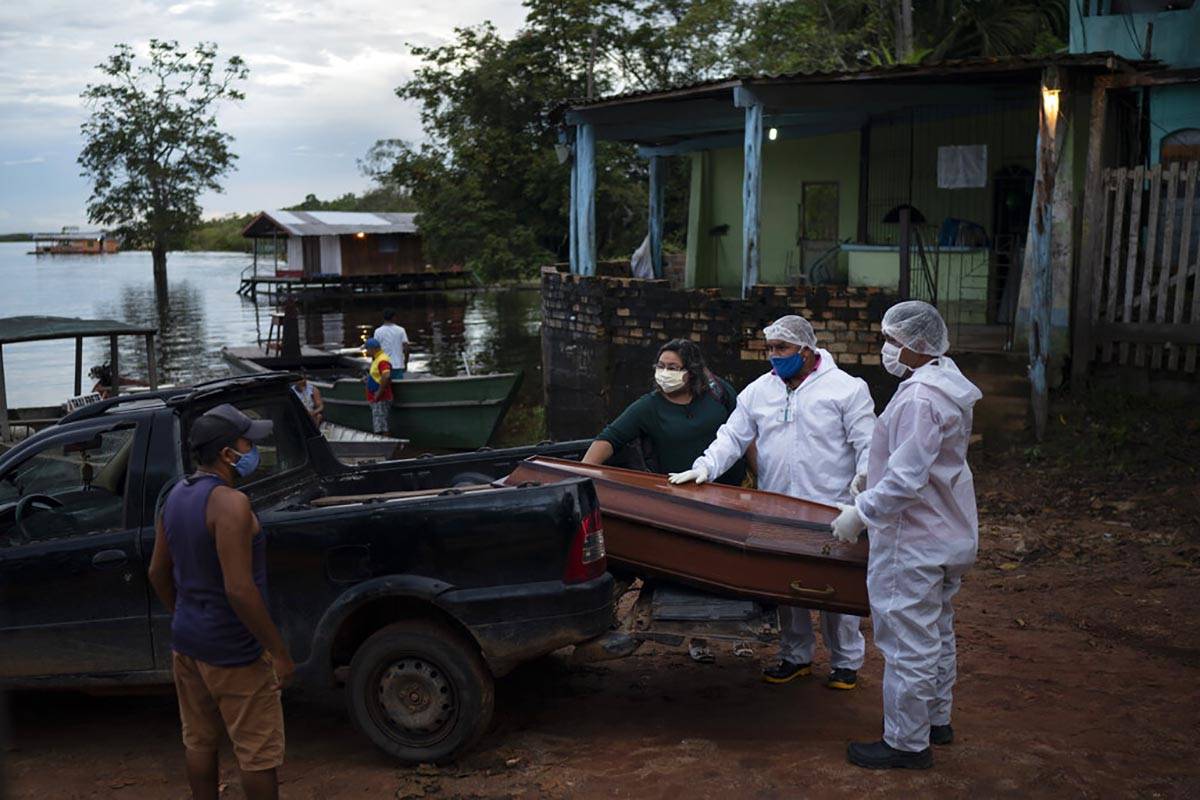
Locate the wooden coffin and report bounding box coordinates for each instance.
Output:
[505,458,869,616]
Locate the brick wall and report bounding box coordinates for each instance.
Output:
[541,268,901,440]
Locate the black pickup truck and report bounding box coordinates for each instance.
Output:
[0,373,609,762]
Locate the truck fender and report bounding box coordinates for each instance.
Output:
[303,575,459,686]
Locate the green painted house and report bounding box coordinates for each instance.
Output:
[1071,1,1200,166]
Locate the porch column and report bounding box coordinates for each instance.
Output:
[569,131,579,273]
[1027,67,1069,441]
[648,155,665,278]
[575,122,596,277]
[738,92,764,298]
[1070,75,1111,391]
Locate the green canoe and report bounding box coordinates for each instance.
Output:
[316,371,523,450]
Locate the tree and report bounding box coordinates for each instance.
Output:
[78,40,248,283]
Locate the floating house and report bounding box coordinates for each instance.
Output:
[549,18,1200,442]
[241,210,423,278]
[31,229,119,255]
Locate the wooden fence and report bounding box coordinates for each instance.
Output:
[1087,161,1200,372]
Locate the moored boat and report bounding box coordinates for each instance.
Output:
[317,370,523,451]
[505,457,870,616]
[222,344,523,451]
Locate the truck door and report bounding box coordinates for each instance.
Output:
[0,421,155,677]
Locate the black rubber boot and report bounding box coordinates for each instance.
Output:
[825,668,858,690]
[930,724,954,745]
[847,740,933,770]
[761,660,811,684]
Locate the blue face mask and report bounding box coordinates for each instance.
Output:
[770,351,806,380]
[229,445,260,478]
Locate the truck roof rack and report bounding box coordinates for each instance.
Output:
[57,371,299,426]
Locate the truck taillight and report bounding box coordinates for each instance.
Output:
[564,507,606,584]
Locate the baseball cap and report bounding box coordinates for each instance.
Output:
[189,403,274,453]
[364,337,381,350]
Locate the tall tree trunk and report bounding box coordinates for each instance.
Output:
[152,241,169,320]
[894,0,914,62]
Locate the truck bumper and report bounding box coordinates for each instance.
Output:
[438,574,613,676]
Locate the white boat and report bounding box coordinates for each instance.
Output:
[320,421,407,464]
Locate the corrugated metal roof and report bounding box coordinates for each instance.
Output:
[566,52,1151,111]
[243,210,419,237]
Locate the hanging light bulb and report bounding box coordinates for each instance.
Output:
[768,127,779,141]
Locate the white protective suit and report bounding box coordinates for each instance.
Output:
[853,355,982,752]
[694,349,875,668]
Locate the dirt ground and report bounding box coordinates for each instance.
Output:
[4,397,1199,799]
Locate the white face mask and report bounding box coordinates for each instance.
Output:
[881,342,909,377]
[655,368,687,394]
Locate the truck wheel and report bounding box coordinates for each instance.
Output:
[346,620,494,764]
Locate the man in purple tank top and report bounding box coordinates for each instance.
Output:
[148,403,294,800]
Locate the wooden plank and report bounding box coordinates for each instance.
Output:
[1103,167,1128,363]
[1072,77,1110,388]
[1093,322,1200,346]
[1119,166,1145,365]
[1182,162,1200,372]
[1135,164,1162,368]
[1152,162,1180,370]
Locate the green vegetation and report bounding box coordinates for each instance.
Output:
[78,40,248,281]
[367,0,1069,283]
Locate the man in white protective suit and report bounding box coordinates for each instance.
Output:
[831,300,982,770]
[668,314,875,690]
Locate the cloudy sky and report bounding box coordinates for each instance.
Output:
[0,0,528,233]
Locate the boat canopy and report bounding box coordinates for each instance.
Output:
[0,316,160,441]
[0,316,156,345]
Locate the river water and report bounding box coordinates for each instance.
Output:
[0,243,546,444]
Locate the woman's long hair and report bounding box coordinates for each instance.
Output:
[655,338,711,398]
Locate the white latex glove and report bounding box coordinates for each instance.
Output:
[668,464,709,485]
[849,472,867,498]
[831,503,866,544]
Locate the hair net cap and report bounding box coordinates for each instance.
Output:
[762,315,817,348]
[881,300,949,356]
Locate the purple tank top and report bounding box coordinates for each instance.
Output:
[162,473,269,666]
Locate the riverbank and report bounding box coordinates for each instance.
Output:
[6,424,1197,797]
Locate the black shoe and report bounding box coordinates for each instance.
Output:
[825,668,858,690]
[762,660,811,684]
[847,740,933,770]
[930,724,954,745]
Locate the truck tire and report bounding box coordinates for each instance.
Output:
[346,620,494,764]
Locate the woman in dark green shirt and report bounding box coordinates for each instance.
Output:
[583,335,744,484]
[582,339,749,665]
[582,339,747,485]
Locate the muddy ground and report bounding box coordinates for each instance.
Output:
[4,397,1199,799]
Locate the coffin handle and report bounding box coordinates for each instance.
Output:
[789,580,835,597]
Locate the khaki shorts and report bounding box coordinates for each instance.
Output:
[172,651,285,772]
